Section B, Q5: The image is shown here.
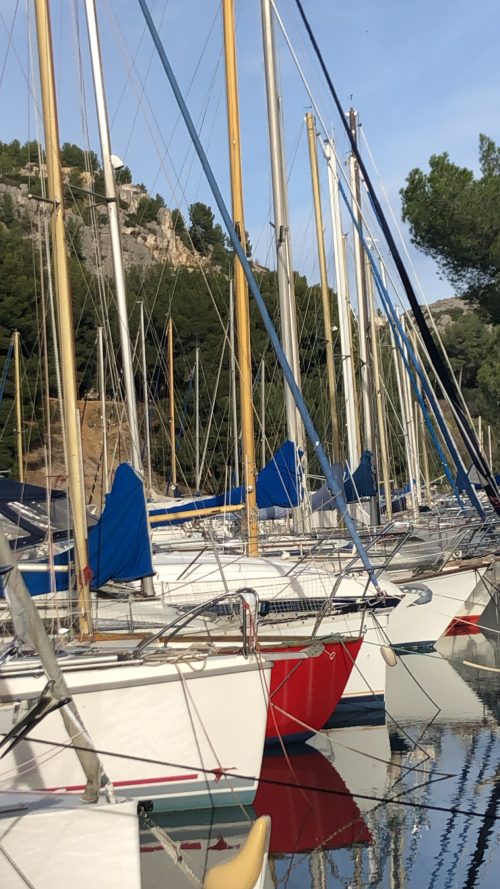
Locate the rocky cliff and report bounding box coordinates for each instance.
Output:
[0,169,207,274]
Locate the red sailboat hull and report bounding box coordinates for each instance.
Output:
[264,637,362,742]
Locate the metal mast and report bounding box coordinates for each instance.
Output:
[139,302,152,495]
[34,0,92,634]
[222,0,259,553]
[348,110,375,456]
[97,326,109,495]
[84,0,142,471]
[195,344,200,495]
[168,317,177,493]
[260,356,266,470]
[366,261,392,520]
[14,331,24,483]
[305,113,340,463]
[325,139,360,471]
[349,109,379,525]
[85,0,154,593]
[260,0,304,452]
[229,279,240,487]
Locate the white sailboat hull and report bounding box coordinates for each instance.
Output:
[0,792,141,889]
[0,654,271,811]
[385,566,487,649]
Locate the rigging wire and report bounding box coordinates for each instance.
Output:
[16,731,500,824]
[290,0,500,515]
[358,124,477,433]
[0,0,20,93]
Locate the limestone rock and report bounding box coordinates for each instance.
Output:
[0,176,204,273]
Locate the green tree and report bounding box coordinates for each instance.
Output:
[66,217,85,261]
[171,208,191,249]
[189,202,228,264]
[61,143,100,173]
[439,312,493,389]
[127,193,165,227]
[0,139,41,176]
[400,135,500,324]
[116,165,132,185]
[477,330,500,428]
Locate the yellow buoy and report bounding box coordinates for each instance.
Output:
[204,815,270,889]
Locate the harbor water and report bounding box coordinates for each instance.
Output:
[140,620,500,888]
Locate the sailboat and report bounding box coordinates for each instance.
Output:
[0,0,276,824]
[0,527,143,889]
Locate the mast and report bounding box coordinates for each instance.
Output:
[222,0,259,554]
[195,345,200,495]
[348,111,375,456]
[342,233,362,461]
[97,327,109,495]
[14,331,23,483]
[325,139,359,470]
[349,110,379,525]
[260,0,304,452]
[392,308,417,516]
[309,850,327,889]
[261,356,266,469]
[34,0,92,635]
[84,0,142,471]
[412,329,431,505]
[402,316,421,508]
[85,0,154,595]
[305,113,340,463]
[139,302,152,496]
[168,317,177,493]
[229,280,240,488]
[366,262,392,520]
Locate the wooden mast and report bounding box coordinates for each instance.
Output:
[222,0,259,555]
[305,113,340,463]
[14,331,24,483]
[34,0,92,635]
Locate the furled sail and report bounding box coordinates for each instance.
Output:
[1,464,153,596]
[149,440,304,527]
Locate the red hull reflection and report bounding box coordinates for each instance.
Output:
[254,745,371,852]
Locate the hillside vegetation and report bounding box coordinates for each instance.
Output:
[0,138,341,492]
[0,137,498,493]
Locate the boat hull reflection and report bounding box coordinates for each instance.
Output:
[140,743,370,886]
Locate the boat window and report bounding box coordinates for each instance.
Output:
[0,513,26,540]
[7,501,50,531]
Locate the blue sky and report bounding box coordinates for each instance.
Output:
[1,0,499,306]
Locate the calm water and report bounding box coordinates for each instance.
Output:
[140,621,500,888]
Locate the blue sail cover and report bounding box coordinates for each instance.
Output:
[88,463,154,588]
[257,440,304,508]
[310,463,345,511]
[7,464,153,597]
[149,440,303,527]
[344,451,377,502]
